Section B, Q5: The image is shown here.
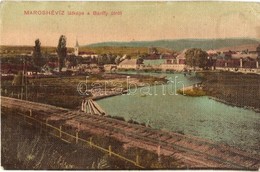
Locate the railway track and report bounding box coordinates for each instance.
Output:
[1,96,259,169]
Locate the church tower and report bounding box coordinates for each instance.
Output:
[74,39,79,56]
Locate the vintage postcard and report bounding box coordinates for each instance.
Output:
[0,1,260,170]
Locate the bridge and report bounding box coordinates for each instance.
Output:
[81,98,106,115]
[1,96,259,169]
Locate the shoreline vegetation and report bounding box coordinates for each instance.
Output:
[177,86,206,97]
[208,96,260,113]
[1,73,167,109]
[176,71,259,112]
[197,71,260,113]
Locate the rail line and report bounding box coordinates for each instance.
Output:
[1,96,259,169]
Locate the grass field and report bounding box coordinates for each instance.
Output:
[1,73,167,109]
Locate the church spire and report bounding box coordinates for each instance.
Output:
[74,38,79,56]
[75,38,79,47]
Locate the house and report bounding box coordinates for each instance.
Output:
[231,53,258,60]
[207,49,218,56]
[143,59,165,67]
[159,49,187,71]
[215,57,259,70]
[118,59,139,69]
[161,53,176,59]
[80,52,99,59]
[242,57,259,69]
[145,54,161,60]
[42,62,59,72]
[175,49,187,64]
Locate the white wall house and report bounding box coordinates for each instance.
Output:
[118,59,139,69]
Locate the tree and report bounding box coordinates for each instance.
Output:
[33,39,41,59]
[185,48,208,69]
[137,56,144,64]
[33,39,44,72]
[12,71,23,86]
[257,44,260,59]
[56,35,67,72]
[149,47,158,54]
[97,54,106,65]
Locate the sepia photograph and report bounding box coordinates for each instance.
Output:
[0,1,260,170]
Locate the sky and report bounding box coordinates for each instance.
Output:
[0,1,260,47]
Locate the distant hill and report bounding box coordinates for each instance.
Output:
[86,38,260,52]
[215,44,259,52]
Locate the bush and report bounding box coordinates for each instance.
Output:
[177,88,206,97]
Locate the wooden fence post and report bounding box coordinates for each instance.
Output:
[157,145,161,162]
[109,145,112,156]
[59,126,62,138]
[89,137,92,148]
[45,119,48,131]
[77,122,80,131]
[136,155,139,165]
[29,109,32,116]
[40,122,42,133]
[76,132,78,144]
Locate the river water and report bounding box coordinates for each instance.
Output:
[97,72,260,154]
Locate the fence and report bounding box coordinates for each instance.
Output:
[12,109,145,169]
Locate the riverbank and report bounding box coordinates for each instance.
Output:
[197,71,260,112]
[1,73,167,109]
[208,96,260,113]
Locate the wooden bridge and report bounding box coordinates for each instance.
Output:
[1,96,259,169]
[81,98,106,116]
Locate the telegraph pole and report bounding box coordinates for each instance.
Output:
[21,57,25,100]
[21,56,28,100]
[25,57,28,100]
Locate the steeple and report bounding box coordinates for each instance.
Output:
[75,39,79,47]
[74,38,79,56]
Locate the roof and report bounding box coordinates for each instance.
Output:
[119,59,137,65]
[176,49,187,59]
[162,54,176,59]
[79,51,95,55]
[231,53,258,59]
[207,49,218,54]
[145,54,161,60]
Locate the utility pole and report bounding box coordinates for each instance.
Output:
[21,56,28,100]
[21,57,25,100]
[25,57,28,100]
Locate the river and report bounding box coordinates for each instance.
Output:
[97,72,260,154]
